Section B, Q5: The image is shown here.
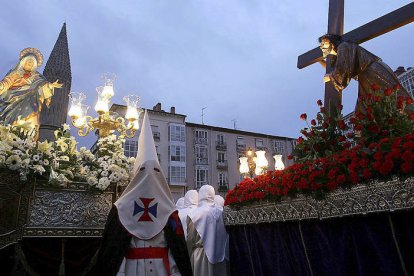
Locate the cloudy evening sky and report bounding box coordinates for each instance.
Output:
[1,0,413,147]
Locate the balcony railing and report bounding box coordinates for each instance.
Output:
[195,158,208,165]
[218,184,229,192]
[217,160,228,169]
[236,144,246,152]
[153,132,160,140]
[256,146,268,151]
[195,137,208,145]
[216,141,227,151]
[167,177,186,186]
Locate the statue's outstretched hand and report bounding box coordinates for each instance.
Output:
[50,80,63,89]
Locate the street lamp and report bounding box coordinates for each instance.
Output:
[239,147,268,178]
[68,73,143,138]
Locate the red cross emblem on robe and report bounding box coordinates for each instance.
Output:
[133,197,158,222]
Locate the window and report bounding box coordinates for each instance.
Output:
[156,146,161,162]
[274,141,285,153]
[236,136,245,145]
[124,140,138,158]
[196,168,208,188]
[152,125,160,139]
[195,130,208,144]
[218,172,228,186]
[169,124,185,142]
[151,125,159,133]
[195,146,208,164]
[236,136,246,151]
[170,145,185,162]
[217,152,225,163]
[217,134,225,144]
[255,138,264,148]
[169,166,186,184]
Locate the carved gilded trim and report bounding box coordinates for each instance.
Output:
[224,176,414,226]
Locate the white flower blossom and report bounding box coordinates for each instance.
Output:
[97,177,111,190]
[6,155,22,170]
[87,176,98,186]
[108,164,120,173]
[33,154,40,162]
[59,156,70,162]
[101,170,109,177]
[62,123,71,131]
[33,165,46,175]
[56,138,68,152]
[43,159,50,166]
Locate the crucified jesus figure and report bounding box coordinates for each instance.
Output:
[317,33,413,113]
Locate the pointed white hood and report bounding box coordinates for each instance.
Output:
[178,189,199,237]
[115,110,175,240]
[188,185,227,264]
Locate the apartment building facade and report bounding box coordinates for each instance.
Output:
[111,103,187,201]
[395,66,414,97]
[111,103,296,201]
[186,123,296,197]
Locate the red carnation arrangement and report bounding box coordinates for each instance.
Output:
[225,85,414,207]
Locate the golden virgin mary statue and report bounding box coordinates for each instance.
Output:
[0,48,62,139]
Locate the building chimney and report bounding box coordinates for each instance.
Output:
[155,103,161,111]
[170,106,175,114]
[394,66,406,76]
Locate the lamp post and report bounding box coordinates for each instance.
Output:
[239,147,269,178]
[68,73,143,138]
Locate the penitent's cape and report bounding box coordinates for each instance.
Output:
[89,111,192,276]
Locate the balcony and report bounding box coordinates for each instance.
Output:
[236,144,246,152]
[217,160,228,170]
[167,177,186,186]
[256,146,268,151]
[153,132,160,141]
[195,158,209,165]
[194,137,208,145]
[218,184,229,192]
[216,141,227,151]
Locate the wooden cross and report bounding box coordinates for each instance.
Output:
[297,1,414,115]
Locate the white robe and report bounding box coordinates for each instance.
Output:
[117,230,181,276]
[186,219,227,276]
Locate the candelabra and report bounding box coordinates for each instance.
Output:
[239,147,268,178]
[68,73,142,138]
[239,147,285,178]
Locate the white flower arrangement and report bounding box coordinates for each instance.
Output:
[0,124,133,191]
